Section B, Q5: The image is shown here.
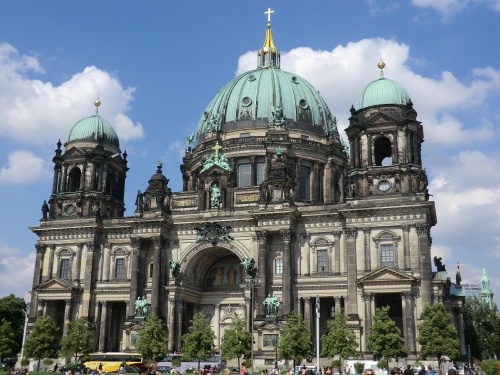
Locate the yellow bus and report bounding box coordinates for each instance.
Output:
[84,352,143,373]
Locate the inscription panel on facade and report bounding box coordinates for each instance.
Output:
[173,198,198,208]
[236,193,260,204]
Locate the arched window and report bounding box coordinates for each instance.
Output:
[373,231,401,268]
[56,248,74,279]
[111,248,130,280]
[374,136,392,166]
[67,167,81,192]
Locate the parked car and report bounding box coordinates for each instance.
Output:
[125,366,141,373]
[157,366,172,374]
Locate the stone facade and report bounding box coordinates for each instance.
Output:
[29,19,466,365]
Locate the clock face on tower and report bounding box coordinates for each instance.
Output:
[378,180,391,192]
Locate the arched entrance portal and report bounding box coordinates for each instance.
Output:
[168,244,249,352]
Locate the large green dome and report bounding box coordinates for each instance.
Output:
[194,67,337,143]
[355,77,411,110]
[68,114,120,147]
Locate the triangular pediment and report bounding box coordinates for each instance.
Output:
[63,146,86,157]
[363,112,397,125]
[199,164,231,176]
[34,278,76,291]
[358,266,415,285]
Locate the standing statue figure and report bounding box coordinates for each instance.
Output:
[263,293,281,317]
[41,200,50,219]
[135,190,144,214]
[210,184,221,208]
[185,133,194,152]
[169,259,180,278]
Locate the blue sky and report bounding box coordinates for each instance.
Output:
[0,0,499,305]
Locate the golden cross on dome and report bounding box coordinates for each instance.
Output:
[265,7,274,24]
[212,141,222,159]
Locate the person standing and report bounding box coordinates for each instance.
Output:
[240,365,246,375]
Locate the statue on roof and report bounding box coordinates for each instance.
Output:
[269,105,286,127]
[434,256,446,272]
[185,133,194,152]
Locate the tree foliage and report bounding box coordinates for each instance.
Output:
[367,306,408,361]
[136,315,168,360]
[417,304,460,365]
[481,359,499,375]
[463,297,500,360]
[277,311,313,367]
[181,312,216,368]
[320,312,357,367]
[59,318,93,361]
[0,294,27,354]
[220,315,251,367]
[0,319,18,359]
[24,316,59,362]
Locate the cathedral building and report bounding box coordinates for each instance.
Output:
[29,12,465,363]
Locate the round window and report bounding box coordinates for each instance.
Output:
[291,76,299,84]
[299,99,308,109]
[241,96,252,107]
[248,74,256,81]
[378,180,391,192]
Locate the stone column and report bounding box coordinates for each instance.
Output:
[303,235,311,276]
[367,134,373,165]
[457,308,466,356]
[362,293,373,351]
[244,297,251,331]
[303,298,312,332]
[363,228,371,272]
[251,156,257,186]
[176,301,184,351]
[167,298,176,352]
[281,230,293,315]
[324,162,332,203]
[256,231,268,316]
[214,304,221,348]
[80,161,87,190]
[73,243,83,283]
[63,299,72,337]
[295,158,302,199]
[402,292,416,352]
[344,229,359,318]
[150,237,162,316]
[98,301,108,351]
[60,164,68,192]
[334,296,342,314]
[48,244,55,279]
[128,238,141,319]
[37,299,44,317]
[402,225,411,270]
[333,232,341,274]
[312,161,319,202]
[82,242,95,318]
[393,131,399,164]
[32,244,44,288]
[416,225,432,308]
[102,242,111,282]
[52,165,60,194]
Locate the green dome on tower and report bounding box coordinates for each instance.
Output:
[194,17,339,144]
[68,99,120,148]
[355,60,411,110]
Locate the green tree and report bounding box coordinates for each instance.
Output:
[136,315,168,360]
[181,312,216,369]
[0,294,27,355]
[367,307,408,364]
[220,315,251,369]
[24,316,59,369]
[463,297,500,360]
[481,359,499,375]
[277,311,313,368]
[320,313,357,373]
[59,318,93,361]
[417,304,460,368]
[0,319,18,360]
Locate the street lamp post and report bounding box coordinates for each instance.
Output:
[242,257,260,375]
[20,302,30,362]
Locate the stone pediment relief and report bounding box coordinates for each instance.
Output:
[358,267,414,285]
[365,112,397,125]
[34,278,76,291]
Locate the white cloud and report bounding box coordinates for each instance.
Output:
[411,0,500,19]
[0,241,34,299]
[0,43,144,146]
[237,38,500,146]
[0,150,51,184]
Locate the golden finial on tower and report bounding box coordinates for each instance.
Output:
[377,57,386,78]
[94,97,101,115]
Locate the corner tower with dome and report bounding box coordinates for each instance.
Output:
[28,10,465,364]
